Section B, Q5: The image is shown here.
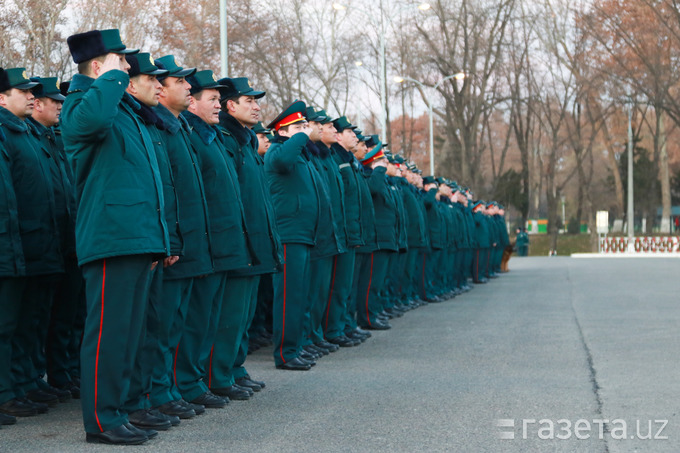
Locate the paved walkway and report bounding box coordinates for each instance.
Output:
[3,257,678,452]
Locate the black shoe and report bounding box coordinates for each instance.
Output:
[363,320,391,330]
[86,425,148,445]
[299,350,320,361]
[154,400,195,419]
[177,399,205,415]
[25,389,59,407]
[315,340,339,352]
[346,330,367,342]
[124,422,158,439]
[17,397,48,414]
[0,412,17,425]
[37,381,72,402]
[326,335,356,347]
[59,382,80,399]
[0,399,38,417]
[128,409,172,431]
[353,327,372,338]
[234,383,254,396]
[298,355,316,367]
[304,344,329,356]
[235,377,263,392]
[211,385,251,401]
[149,408,180,427]
[276,357,311,371]
[190,391,228,409]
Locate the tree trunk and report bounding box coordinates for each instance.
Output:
[658,110,671,233]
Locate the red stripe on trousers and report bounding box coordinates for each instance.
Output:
[94,259,105,432]
[208,345,214,388]
[173,341,180,388]
[421,254,426,298]
[279,245,287,363]
[324,255,338,334]
[365,253,373,327]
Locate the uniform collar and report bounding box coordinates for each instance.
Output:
[154,103,183,135]
[69,73,94,93]
[0,106,28,132]
[182,110,217,145]
[218,111,254,147]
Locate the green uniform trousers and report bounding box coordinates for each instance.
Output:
[346,252,369,335]
[323,250,355,340]
[46,256,85,388]
[306,256,333,346]
[356,250,392,327]
[0,277,26,405]
[13,274,60,395]
[151,277,194,406]
[208,274,259,389]
[175,271,227,402]
[80,255,154,433]
[231,275,262,382]
[273,243,311,366]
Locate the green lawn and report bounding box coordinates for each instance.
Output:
[518,234,594,256]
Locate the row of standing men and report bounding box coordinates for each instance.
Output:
[0,28,510,445]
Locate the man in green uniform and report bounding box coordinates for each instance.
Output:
[178,70,252,406]
[150,55,208,419]
[471,201,491,283]
[119,53,182,431]
[207,77,281,398]
[26,76,77,404]
[0,68,64,416]
[62,29,169,444]
[253,121,271,156]
[0,107,32,423]
[265,100,322,370]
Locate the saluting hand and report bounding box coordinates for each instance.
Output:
[164,256,180,267]
[98,53,127,77]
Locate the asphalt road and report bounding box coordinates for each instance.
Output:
[2,256,678,452]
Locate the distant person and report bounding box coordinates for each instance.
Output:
[516,227,529,257]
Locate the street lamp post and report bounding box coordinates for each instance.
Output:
[220,0,228,77]
[333,2,430,142]
[394,73,464,175]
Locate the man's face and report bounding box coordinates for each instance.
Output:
[256,133,270,156]
[353,141,367,160]
[386,162,398,177]
[228,95,260,127]
[336,128,358,151]
[308,121,322,141]
[0,88,35,119]
[190,89,221,125]
[160,76,191,114]
[320,122,337,145]
[278,121,308,137]
[32,96,62,127]
[130,74,162,107]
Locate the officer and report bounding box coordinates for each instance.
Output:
[253,121,271,155]
[178,70,252,406]
[0,68,64,415]
[265,100,322,370]
[207,76,281,398]
[357,144,396,329]
[120,53,181,432]
[62,29,169,445]
[0,106,31,423]
[330,117,371,343]
[150,55,208,420]
[471,200,491,283]
[26,76,77,403]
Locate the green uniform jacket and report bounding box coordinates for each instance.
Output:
[314,141,349,251]
[495,215,510,247]
[400,180,428,249]
[61,72,169,266]
[0,107,63,275]
[367,166,399,252]
[331,144,364,247]
[306,141,344,259]
[356,166,378,254]
[0,132,25,277]
[454,203,470,249]
[473,211,491,248]
[264,133,320,246]
[423,189,444,250]
[28,118,76,257]
[389,176,408,251]
[154,104,213,279]
[182,110,253,273]
[218,112,282,275]
[133,99,183,257]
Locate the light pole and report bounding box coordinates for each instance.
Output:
[394,73,464,175]
[626,97,634,251]
[332,2,431,142]
[220,0,228,77]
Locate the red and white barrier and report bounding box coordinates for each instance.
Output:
[599,236,680,253]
